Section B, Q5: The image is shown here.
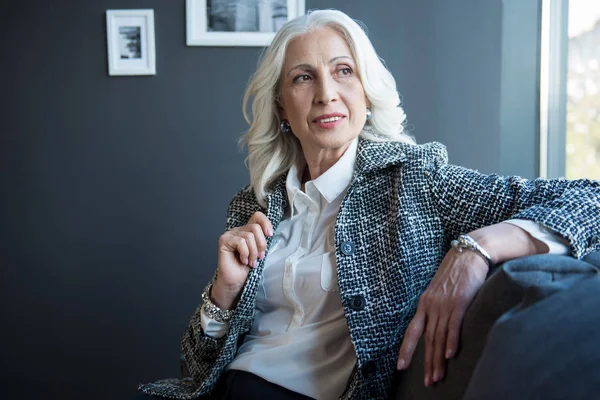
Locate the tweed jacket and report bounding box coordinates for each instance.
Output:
[139,138,600,399]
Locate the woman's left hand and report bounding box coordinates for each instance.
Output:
[396,248,489,386]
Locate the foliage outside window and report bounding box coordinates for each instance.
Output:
[566,0,600,179]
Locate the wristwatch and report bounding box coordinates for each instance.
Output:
[201,284,235,323]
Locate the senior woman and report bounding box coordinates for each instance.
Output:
[137,9,600,400]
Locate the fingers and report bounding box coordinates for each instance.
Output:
[397,250,485,388]
[432,314,449,385]
[423,312,438,387]
[221,212,274,267]
[397,292,454,388]
[397,308,426,370]
[445,307,466,360]
[242,212,274,265]
[431,306,467,385]
[239,230,260,267]
[248,211,274,238]
[219,233,252,266]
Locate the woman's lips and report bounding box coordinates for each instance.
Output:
[313,114,345,129]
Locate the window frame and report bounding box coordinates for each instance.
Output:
[539,0,569,179]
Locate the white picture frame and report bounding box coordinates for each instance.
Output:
[106,9,156,76]
[186,0,305,47]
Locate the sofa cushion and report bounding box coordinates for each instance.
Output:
[393,253,599,400]
[463,271,600,399]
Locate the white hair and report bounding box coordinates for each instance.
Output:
[241,9,415,206]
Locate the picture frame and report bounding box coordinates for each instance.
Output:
[186,0,305,47]
[106,9,156,76]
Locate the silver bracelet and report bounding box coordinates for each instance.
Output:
[450,234,494,267]
[201,284,235,323]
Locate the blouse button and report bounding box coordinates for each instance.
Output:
[349,295,366,311]
[340,241,355,255]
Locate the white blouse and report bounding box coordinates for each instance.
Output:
[201,138,568,399]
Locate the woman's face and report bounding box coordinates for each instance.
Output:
[278,26,368,158]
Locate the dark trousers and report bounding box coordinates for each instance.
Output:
[132,369,314,400]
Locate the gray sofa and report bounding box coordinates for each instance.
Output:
[394,251,600,400]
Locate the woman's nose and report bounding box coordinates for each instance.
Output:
[314,76,338,104]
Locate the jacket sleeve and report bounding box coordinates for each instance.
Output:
[422,143,600,259]
[180,185,261,394]
[180,297,233,394]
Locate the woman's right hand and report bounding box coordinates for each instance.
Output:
[211,211,274,310]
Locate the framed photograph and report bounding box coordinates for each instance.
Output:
[106,9,156,76]
[186,0,305,46]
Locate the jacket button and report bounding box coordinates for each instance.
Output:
[349,295,366,311]
[363,360,376,377]
[340,241,355,255]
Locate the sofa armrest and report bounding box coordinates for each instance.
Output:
[463,252,600,399]
[393,252,599,400]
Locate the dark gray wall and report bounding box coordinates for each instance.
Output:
[331,0,505,173]
[3,2,256,398]
[2,1,537,398]
[500,0,542,178]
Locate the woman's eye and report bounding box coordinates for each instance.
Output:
[292,74,311,83]
[339,67,353,76]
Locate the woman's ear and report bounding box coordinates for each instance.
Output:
[278,103,288,120]
[274,93,287,119]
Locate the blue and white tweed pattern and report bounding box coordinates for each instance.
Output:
[139,138,600,399]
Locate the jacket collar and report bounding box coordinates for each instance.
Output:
[265,173,288,226]
[265,137,413,216]
[354,137,410,175]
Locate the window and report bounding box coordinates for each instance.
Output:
[566,0,600,179]
[540,0,600,179]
